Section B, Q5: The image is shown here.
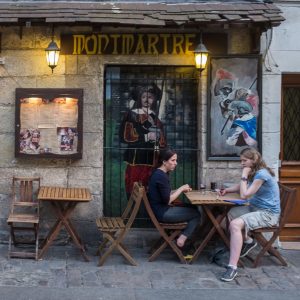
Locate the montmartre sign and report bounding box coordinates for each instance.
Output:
[60,33,227,56]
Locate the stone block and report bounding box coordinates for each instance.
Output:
[0,168,18,194]
[36,74,66,87]
[0,106,15,133]
[83,104,102,132]
[72,195,103,220]
[77,55,103,76]
[0,76,36,104]
[229,28,251,54]
[70,133,102,168]
[65,55,78,75]
[1,26,35,49]
[262,102,281,133]
[0,133,15,167]
[262,132,280,166]
[68,167,102,193]
[262,73,281,104]
[65,75,102,104]
[2,50,53,76]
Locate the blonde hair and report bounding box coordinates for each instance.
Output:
[240,148,275,181]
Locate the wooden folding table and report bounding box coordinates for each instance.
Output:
[185,190,243,264]
[38,186,92,261]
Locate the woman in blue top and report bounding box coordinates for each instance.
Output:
[148,148,201,248]
[219,148,280,282]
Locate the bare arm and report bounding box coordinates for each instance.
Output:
[169,184,192,204]
[220,183,240,196]
[240,179,263,199]
[239,167,264,199]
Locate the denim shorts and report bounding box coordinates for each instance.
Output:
[228,205,280,236]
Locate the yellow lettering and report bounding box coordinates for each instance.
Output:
[97,34,109,54]
[72,35,85,54]
[160,34,170,54]
[85,35,97,55]
[147,34,159,55]
[110,34,121,54]
[185,34,195,54]
[122,34,134,54]
[172,34,185,55]
[134,34,146,55]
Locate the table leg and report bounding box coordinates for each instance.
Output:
[204,207,230,248]
[53,201,90,261]
[190,206,229,264]
[39,218,64,259]
[39,201,90,261]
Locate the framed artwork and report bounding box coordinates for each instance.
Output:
[207,55,262,160]
[15,88,83,159]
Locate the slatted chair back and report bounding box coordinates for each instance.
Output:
[11,177,40,214]
[278,183,297,232]
[121,182,143,225]
[247,183,296,267]
[142,189,188,263]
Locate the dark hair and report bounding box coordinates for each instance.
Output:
[132,83,162,112]
[240,147,275,180]
[156,148,176,168]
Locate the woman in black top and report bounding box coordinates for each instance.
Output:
[148,149,201,248]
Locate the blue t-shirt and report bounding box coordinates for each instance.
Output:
[249,169,280,214]
[148,169,171,220]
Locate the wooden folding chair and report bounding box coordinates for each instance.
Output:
[7,176,41,260]
[247,183,297,267]
[142,190,188,264]
[96,182,144,266]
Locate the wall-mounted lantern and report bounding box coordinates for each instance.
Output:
[45,30,60,73]
[194,34,209,73]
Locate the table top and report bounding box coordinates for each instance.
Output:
[38,186,92,202]
[185,190,242,205]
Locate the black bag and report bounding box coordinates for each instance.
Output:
[210,246,230,267]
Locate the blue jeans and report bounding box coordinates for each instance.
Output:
[161,206,201,238]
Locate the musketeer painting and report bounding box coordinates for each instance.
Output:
[208,56,261,160]
[104,66,198,221]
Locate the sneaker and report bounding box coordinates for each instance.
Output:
[220,266,238,282]
[240,241,257,257]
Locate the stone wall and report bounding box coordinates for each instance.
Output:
[0,25,256,244]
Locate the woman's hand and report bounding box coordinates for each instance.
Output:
[169,184,192,204]
[242,167,251,178]
[180,184,192,193]
[219,188,227,196]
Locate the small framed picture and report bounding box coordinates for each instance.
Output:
[15,88,83,159]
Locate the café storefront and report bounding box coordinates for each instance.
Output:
[0,1,284,240]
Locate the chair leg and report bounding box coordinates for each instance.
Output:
[148,230,187,264]
[148,237,164,254]
[97,236,110,255]
[10,225,17,245]
[251,233,287,267]
[98,232,138,266]
[35,223,39,260]
[117,242,138,266]
[8,227,12,259]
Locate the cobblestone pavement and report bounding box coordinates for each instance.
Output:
[0,229,300,299]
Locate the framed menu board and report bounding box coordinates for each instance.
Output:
[15,88,83,159]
